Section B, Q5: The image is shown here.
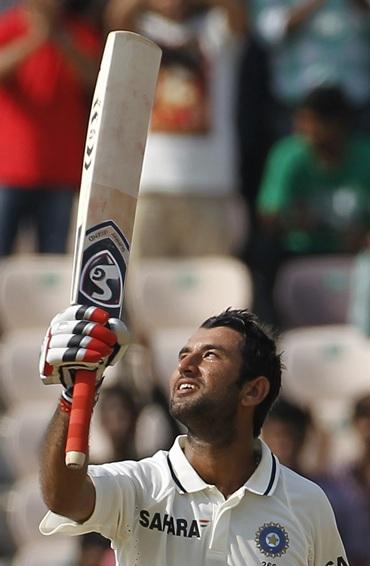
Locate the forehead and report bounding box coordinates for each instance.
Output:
[184,326,243,352]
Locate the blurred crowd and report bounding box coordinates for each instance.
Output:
[0,0,369,565]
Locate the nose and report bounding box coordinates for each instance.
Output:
[178,352,199,376]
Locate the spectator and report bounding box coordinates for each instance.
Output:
[258,86,370,255]
[251,86,370,322]
[104,0,248,258]
[262,397,315,476]
[97,385,139,463]
[262,395,370,566]
[250,0,370,140]
[236,33,271,230]
[0,0,102,256]
[320,393,370,566]
[78,532,113,566]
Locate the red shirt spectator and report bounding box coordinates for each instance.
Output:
[0,6,101,189]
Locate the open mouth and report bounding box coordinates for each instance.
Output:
[176,381,199,395]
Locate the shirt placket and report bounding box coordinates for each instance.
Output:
[206,488,244,565]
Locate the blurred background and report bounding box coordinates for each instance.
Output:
[0,0,369,564]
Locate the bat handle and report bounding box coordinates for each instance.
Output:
[65,369,96,469]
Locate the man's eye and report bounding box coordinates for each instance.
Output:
[204,351,217,358]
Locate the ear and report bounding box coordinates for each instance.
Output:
[240,376,270,408]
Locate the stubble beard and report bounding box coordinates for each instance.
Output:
[169,387,240,446]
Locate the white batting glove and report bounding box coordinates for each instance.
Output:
[40,305,129,404]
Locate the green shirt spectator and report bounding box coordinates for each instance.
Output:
[257,134,370,253]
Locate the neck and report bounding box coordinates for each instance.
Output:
[356,446,370,487]
[315,138,346,167]
[184,433,259,499]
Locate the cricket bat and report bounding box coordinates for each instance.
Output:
[66,31,161,469]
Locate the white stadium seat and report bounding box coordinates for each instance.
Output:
[126,255,253,336]
[0,254,72,332]
[281,325,370,402]
[0,402,55,479]
[273,255,354,328]
[280,325,370,464]
[0,329,61,407]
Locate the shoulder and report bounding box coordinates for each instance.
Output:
[279,465,336,518]
[0,7,26,40]
[348,133,370,156]
[268,135,308,161]
[88,449,173,498]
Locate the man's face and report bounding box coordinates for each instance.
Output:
[169,326,245,433]
[146,0,187,20]
[294,109,344,151]
[26,0,64,17]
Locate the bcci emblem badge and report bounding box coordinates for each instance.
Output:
[255,522,289,558]
[78,220,130,318]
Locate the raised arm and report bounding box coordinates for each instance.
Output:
[51,26,100,92]
[0,9,48,82]
[39,305,129,522]
[255,0,327,45]
[103,0,145,34]
[199,0,248,35]
[285,0,327,35]
[0,3,99,88]
[40,407,95,523]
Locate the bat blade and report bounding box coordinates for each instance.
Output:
[66,31,161,469]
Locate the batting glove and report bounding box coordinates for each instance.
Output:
[40,305,129,405]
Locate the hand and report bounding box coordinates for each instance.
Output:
[40,305,129,403]
[104,0,145,32]
[26,0,64,44]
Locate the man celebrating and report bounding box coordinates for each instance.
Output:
[39,306,348,565]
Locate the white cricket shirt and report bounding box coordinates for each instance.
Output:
[40,436,348,566]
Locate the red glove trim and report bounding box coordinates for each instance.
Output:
[59,397,72,414]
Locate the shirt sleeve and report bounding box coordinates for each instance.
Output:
[201,8,232,51]
[39,463,139,544]
[310,489,349,566]
[257,139,300,215]
[0,9,24,46]
[252,4,289,45]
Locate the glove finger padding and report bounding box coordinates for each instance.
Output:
[40,305,130,394]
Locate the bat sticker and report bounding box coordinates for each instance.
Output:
[84,98,101,171]
[78,220,130,318]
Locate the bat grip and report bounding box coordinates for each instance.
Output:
[65,369,96,469]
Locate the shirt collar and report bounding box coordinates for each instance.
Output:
[167,435,280,497]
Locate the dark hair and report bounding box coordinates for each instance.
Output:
[353,393,370,420]
[64,0,91,14]
[267,398,311,437]
[299,85,352,123]
[100,385,139,419]
[201,309,282,437]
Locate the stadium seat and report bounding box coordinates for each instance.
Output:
[12,539,78,566]
[281,324,370,402]
[0,254,72,333]
[0,329,61,408]
[0,402,55,479]
[7,474,78,564]
[273,255,354,328]
[6,475,48,547]
[126,256,253,336]
[280,325,370,463]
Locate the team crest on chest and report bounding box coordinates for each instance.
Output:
[255,522,289,558]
